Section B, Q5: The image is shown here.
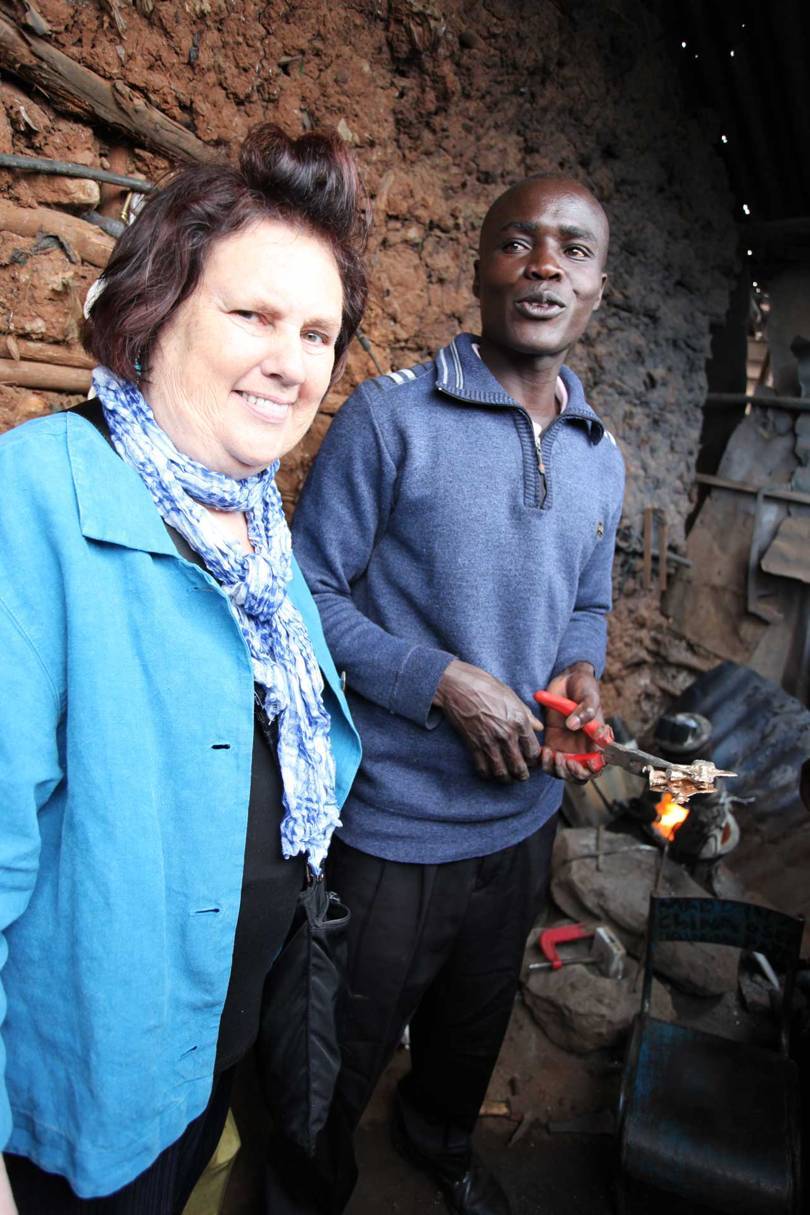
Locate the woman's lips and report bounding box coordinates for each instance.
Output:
[236,390,294,423]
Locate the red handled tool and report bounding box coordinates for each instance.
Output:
[532,690,613,770]
[532,690,736,792]
[536,922,593,968]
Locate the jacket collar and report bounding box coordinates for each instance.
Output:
[66,412,178,556]
[434,332,604,444]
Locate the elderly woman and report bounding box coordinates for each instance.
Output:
[0,124,366,1213]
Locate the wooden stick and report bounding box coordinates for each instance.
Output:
[0,359,91,392]
[99,145,135,218]
[705,392,810,414]
[658,516,668,595]
[0,198,113,267]
[0,337,94,368]
[642,506,654,591]
[0,12,215,165]
[695,472,810,509]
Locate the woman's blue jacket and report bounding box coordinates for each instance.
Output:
[0,412,361,1197]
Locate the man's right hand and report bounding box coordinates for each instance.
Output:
[433,659,544,782]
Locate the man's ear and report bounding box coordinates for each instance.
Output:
[593,272,607,312]
[472,259,481,300]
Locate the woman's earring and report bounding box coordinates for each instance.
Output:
[134,356,143,379]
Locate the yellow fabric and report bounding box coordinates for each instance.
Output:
[181,1110,241,1215]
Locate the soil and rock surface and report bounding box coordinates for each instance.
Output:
[0,0,741,730]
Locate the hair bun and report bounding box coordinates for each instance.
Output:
[83,121,369,378]
[239,123,368,248]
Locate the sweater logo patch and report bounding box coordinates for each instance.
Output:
[596,520,605,539]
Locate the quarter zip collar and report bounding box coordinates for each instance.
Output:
[434,332,604,444]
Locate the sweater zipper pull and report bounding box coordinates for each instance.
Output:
[535,433,548,505]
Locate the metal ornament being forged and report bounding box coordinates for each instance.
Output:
[592,737,737,798]
[530,690,736,798]
[645,758,737,800]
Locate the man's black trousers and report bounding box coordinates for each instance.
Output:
[264,814,558,1213]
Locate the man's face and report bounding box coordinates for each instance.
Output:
[474,178,608,362]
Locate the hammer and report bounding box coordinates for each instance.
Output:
[528,922,625,979]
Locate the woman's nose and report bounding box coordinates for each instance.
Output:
[260,327,306,386]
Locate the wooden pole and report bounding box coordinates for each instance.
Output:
[658,517,668,595]
[696,472,810,509]
[99,145,134,219]
[0,12,215,165]
[0,359,91,392]
[705,392,810,414]
[0,198,113,267]
[642,507,654,591]
[0,337,94,368]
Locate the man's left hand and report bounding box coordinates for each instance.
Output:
[540,662,605,784]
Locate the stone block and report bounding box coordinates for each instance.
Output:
[551,828,739,996]
[522,955,673,1054]
[26,174,100,211]
[790,465,810,494]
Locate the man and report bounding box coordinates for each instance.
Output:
[289,176,624,1214]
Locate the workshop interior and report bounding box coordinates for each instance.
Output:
[0,1,808,1213]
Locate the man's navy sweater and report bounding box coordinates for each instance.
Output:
[293,333,625,863]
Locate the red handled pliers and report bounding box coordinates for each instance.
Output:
[532,689,703,780]
[532,690,736,788]
[533,690,615,773]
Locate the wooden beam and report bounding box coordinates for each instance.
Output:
[0,358,91,392]
[642,506,654,591]
[0,11,215,164]
[0,198,113,267]
[705,392,810,414]
[695,473,810,509]
[0,336,94,368]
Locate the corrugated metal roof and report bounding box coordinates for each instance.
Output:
[651,0,810,226]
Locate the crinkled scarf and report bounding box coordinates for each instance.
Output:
[92,366,340,872]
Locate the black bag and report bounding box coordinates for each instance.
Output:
[257,873,351,1156]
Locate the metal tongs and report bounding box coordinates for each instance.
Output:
[533,690,736,799]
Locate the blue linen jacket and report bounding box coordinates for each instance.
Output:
[0,411,360,1197]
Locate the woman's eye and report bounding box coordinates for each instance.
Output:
[233,310,267,323]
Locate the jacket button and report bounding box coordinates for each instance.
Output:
[340,670,347,691]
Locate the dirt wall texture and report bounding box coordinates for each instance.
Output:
[0,0,738,728]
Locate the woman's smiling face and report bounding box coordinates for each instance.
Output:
[144,218,344,477]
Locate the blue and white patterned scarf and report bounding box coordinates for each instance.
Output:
[92,366,340,872]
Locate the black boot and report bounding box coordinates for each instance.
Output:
[390,1093,512,1215]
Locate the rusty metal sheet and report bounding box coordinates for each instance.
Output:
[760,515,810,584]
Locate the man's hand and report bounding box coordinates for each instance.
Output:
[540,662,605,783]
[433,660,544,782]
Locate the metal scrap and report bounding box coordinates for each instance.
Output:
[645,759,737,801]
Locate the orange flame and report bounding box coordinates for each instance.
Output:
[653,792,689,842]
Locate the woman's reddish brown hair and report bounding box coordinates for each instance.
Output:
[82,124,369,379]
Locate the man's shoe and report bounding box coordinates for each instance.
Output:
[391,1103,512,1215]
[439,1156,512,1215]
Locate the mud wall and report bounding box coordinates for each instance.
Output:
[0,0,738,727]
